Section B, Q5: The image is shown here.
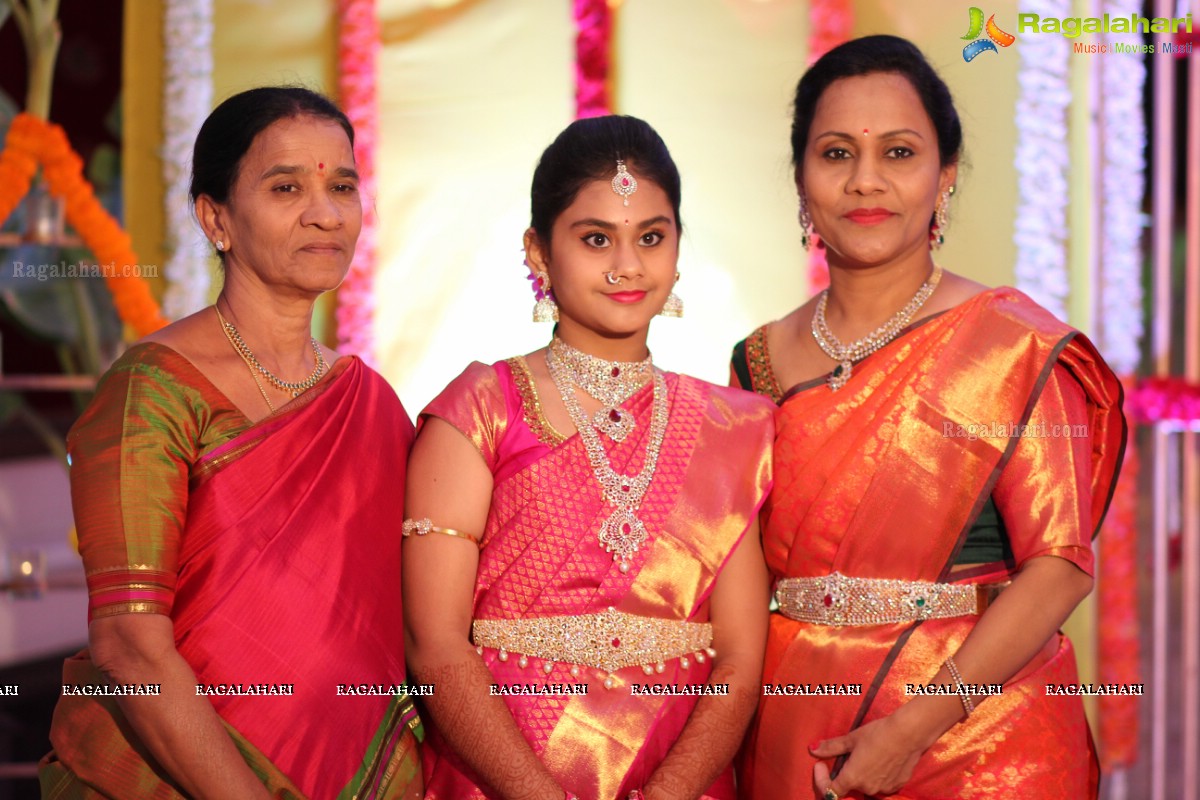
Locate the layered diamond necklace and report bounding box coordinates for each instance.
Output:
[546,337,668,573]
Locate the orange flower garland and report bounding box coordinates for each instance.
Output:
[0,112,167,337]
[0,115,40,223]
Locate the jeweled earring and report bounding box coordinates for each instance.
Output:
[531,270,558,323]
[798,195,814,252]
[930,187,952,250]
[215,240,225,252]
[659,273,684,318]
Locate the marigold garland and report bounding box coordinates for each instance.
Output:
[0,115,41,223]
[0,112,167,337]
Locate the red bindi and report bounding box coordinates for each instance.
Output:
[318,162,325,170]
[862,129,869,135]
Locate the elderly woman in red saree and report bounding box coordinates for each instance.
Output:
[39,88,422,799]
[403,116,773,800]
[732,37,1124,800]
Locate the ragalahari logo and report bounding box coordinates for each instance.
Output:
[961,7,1016,61]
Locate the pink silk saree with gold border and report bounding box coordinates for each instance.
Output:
[419,360,774,800]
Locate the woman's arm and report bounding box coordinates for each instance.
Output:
[89,614,273,800]
[642,519,770,800]
[812,555,1091,797]
[403,417,563,800]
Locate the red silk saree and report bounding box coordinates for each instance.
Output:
[40,344,422,799]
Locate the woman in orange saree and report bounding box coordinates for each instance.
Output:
[404,116,773,800]
[733,37,1124,800]
[39,88,422,800]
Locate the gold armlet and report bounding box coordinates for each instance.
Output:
[402,517,481,546]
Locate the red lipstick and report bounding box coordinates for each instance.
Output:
[844,208,896,225]
[607,291,647,304]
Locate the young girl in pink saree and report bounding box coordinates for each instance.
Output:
[403,116,773,800]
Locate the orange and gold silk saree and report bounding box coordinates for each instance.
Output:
[737,289,1124,799]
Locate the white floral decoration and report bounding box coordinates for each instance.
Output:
[1013,0,1071,320]
[1097,0,1146,375]
[160,0,213,320]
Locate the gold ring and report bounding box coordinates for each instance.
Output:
[823,790,839,800]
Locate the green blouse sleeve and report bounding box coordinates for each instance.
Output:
[68,345,226,621]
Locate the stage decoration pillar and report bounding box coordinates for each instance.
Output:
[1184,26,1200,800]
[573,0,612,117]
[160,0,214,320]
[1013,0,1070,319]
[335,0,380,363]
[1093,0,1147,777]
[803,0,853,297]
[1148,1,1180,797]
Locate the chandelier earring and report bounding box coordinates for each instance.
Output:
[531,270,558,323]
[658,272,684,318]
[798,195,814,252]
[930,186,953,250]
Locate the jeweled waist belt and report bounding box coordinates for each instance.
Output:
[472,607,714,677]
[775,572,1008,627]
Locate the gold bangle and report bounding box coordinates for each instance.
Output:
[402,517,481,546]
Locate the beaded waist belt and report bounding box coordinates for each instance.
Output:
[775,572,1006,627]
[472,607,714,676]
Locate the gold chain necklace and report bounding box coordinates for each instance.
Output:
[214,305,328,397]
[811,265,943,391]
[217,309,276,413]
[546,339,669,573]
[548,338,652,442]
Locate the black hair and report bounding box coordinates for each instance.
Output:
[529,115,682,242]
[791,35,962,169]
[189,86,354,207]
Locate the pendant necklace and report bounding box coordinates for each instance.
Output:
[548,337,653,442]
[546,338,668,573]
[811,265,943,391]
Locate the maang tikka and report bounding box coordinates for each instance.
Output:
[612,160,637,206]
